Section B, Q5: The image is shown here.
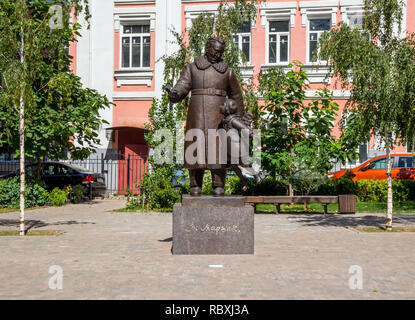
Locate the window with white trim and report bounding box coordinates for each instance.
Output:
[308,18,331,63]
[268,20,289,64]
[121,24,151,69]
[232,21,251,63]
[348,12,364,29]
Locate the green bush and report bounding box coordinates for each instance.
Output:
[243,177,287,196]
[313,169,415,202]
[30,183,50,206]
[71,184,86,203]
[48,188,68,207]
[357,179,415,202]
[316,170,359,196]
[126,196,140,209]
[138,167,181,210]
[0,176,49,208]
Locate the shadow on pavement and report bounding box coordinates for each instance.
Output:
[287,215,392,228]
[158,237,172,242]
[0,219,95,231]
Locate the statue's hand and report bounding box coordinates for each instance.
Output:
[168,89,180,102]
[163,83,172,93]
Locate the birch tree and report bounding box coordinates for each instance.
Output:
[0,0,91,235]
[319,0,415,229]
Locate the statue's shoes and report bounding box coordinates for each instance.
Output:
[190,186,201,196]
[213,187,224,196]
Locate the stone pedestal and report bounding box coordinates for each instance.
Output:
[172,195,254,255]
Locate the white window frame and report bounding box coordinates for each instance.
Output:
[306,16,332,64]
[300,1,338,65]
[184,4,218,30]
[232,22,252,64]
[266,19,290,65]
[114,7,155,87]
[340,0,365,29]
[260,2,296,67]
[119,23,151,70]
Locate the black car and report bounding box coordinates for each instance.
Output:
[0,162,107,197]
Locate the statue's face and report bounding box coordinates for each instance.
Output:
[206,41,225,64]
[227,100,238,114]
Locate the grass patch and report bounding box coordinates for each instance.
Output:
[0,230,65,236]
[111,207,172,213]
[0,208,18,214]
[356,201,415,214]
[353,226,415,232]
[0,206,52,214]
[256,203,338,214]
[113,200,415,214]
[255,201,415,214]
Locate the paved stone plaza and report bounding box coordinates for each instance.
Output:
[0,200,414,299]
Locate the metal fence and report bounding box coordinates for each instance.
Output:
[0,153,148,195]
[67,153,148,194]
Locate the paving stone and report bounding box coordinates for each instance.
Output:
[0,200,414,299]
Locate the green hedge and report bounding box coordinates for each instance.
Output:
[227,171,415,202]
[355,179,415,202]
[0,176,50,208]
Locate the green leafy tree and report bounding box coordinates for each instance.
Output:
[137,0,263,210]
[258,61,358,197]
[0,0,109,235]
[318,0,415,229]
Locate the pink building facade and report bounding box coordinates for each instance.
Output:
[71,0,414,166]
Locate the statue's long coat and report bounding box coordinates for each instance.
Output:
[171,55,244,170]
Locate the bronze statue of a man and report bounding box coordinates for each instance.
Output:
[167,37,244,196]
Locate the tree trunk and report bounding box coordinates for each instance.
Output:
[36,156,42,178]
[289,146,294,199]
[19,26,25,236]
[385,127,393,230]
[288,183,294,197]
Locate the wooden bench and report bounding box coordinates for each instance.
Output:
[244,195,356,214]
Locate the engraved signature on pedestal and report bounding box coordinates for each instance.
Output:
[185,223,241,234]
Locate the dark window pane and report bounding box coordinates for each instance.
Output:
[42,165,57,176]
[369,158,387,170]
[58,165,69,175]
[124,25,131,34]
[131,25,142,33]
[359,143,368,163]
[269,35,277,63]
[242,36,250,61]
[309,33,317,62]
[349,15,363,29]
[143,36,150,67]
[142,25,150,33]
[132,37,141,68]
[239,21,251,33]
[280,35,288,62]
[122,37,130,68]
[310,19,331,31]
[269,21,289,32]
[397,157,414,168]
[232,35,239,45]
